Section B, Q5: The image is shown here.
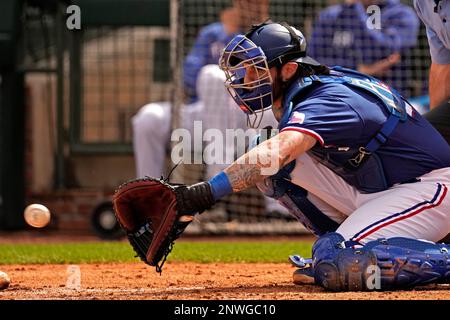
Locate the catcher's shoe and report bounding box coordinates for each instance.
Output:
[289,254,315,285]
[293,268,315,285]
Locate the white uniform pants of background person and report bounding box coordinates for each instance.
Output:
[132,100,204,178]
[132,64,288,213]
[132,64,251,179]
[285,153,450,244]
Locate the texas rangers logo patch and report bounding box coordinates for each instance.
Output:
[288,111,306,124]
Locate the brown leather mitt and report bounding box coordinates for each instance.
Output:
[112,177,215,273]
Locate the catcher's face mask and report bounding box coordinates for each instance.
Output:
[219,35,273,128]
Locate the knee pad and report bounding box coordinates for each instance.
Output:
[312,233,450,291]
[368,238,450,290]
[312,232,377,291]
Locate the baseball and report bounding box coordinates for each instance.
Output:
[24,204,51,228]
[0,271,10,290]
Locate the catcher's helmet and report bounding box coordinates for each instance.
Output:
[246,21,320,68]
[219,21,319,127]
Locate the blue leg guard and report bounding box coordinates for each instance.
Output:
[312,232,450,291]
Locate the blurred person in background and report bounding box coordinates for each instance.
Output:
[308,0,420,98]
[133,0,270,179]
[414,0,450,144]
[132,0,287,215]
[183,0,269,103]
[132,4,240,179]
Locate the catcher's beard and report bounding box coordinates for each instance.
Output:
[272,69,292,103]
[270,70,290,119]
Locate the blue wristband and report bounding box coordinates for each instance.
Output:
[208,172,233,201]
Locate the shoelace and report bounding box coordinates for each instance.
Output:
[155,242,174,275]
[155,220,192,274]
[162,159,183,183]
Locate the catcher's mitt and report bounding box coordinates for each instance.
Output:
[112,177,215,273]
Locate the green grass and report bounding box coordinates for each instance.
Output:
[0,241,313,265]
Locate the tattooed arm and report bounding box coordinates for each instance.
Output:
[224,130,317,192]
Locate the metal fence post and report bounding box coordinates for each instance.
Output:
[55,2,65,189]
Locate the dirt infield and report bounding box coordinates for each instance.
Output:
[0,232,449,300]
[0,262,449,300]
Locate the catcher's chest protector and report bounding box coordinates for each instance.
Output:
[279,66,410,193]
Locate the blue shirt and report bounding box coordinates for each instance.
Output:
[183,22,237,102]
[279,77,450,187]
[308,0,420,97]
[414,0,450,64]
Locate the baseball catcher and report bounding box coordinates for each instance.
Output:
[114,21,450,291]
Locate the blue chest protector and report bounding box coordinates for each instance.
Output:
[279,66,410,194]
[259,67,410,236]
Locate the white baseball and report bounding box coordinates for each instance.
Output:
[0,271,10,290]
[24,204,51,228]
